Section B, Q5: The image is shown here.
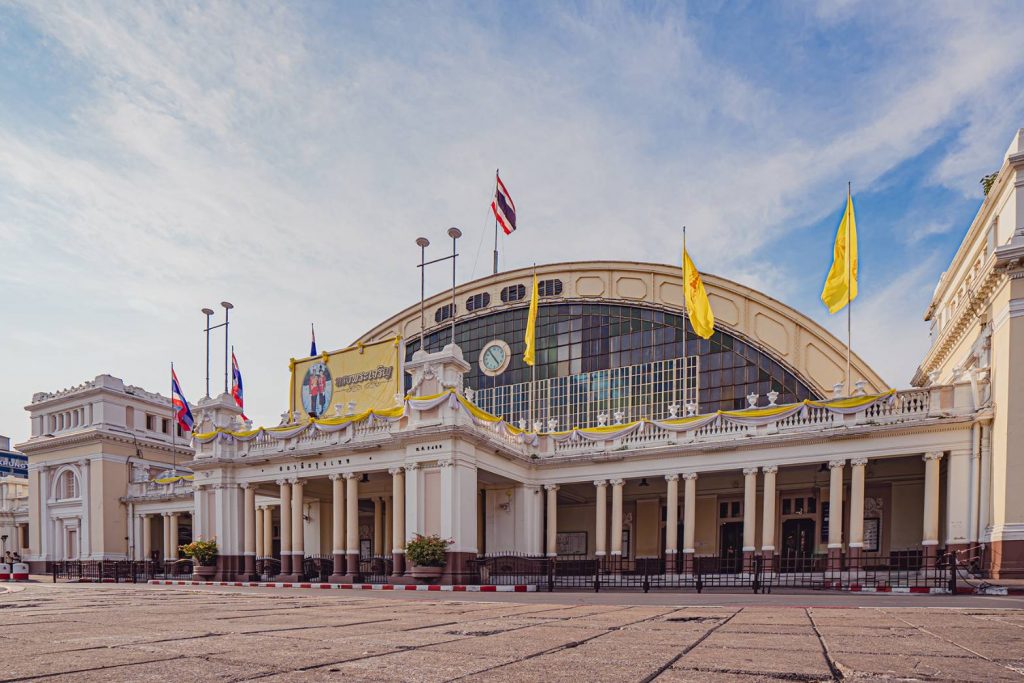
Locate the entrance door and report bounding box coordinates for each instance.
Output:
[719,522,743,573]
[66,529,78,560]
[781,518,815,572]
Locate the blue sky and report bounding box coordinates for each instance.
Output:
[1,1,1022,441]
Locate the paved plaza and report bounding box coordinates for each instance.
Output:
[2,583,1024,681]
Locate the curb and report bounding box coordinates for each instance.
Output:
[148,580,536,592]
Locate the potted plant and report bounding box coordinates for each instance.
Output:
[179,538,218,579]
[405,533,450,581]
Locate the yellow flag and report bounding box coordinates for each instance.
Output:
[821,192,858,314]
[683,248,715,339]
[523,273,539,366]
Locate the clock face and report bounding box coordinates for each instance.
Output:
[479,340,511,376]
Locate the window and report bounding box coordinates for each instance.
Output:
[501,284,526,303]
[56,471,79,500]
[466,292,490,312]
[538,279,563,297]
[435,303,456,323]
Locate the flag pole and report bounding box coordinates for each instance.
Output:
[683,227,689,412]
[846,182,852,396]
[530,263,536,427]
[170,362,177,477]
[493,169,500,275]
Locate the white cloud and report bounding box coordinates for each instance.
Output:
[0,2,1022,439]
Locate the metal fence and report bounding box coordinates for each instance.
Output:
[473,356,699,429]
[51,560,193,583]
[359,555,393,583]
[471,552,956,593]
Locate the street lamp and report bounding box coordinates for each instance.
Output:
[202,302,234,397]
[415,229,462,352]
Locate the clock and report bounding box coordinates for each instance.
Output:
[479,339,512,376]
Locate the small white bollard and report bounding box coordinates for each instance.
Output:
[12,563,28,581]
[0,563,10,580]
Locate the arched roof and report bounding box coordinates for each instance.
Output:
[356,260,887,397]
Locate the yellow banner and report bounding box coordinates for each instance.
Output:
[291,337,402,418]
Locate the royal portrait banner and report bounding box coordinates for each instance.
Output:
[290,337,402,419]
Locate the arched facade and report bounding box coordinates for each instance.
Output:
[358,261,888,402]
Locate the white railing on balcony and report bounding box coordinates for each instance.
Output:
[127,478,194,499]
[473,356,699,430]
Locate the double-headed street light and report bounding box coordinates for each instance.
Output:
[415,228,462,352]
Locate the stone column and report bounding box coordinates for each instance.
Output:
[255,507,265,559]
[262,506,273,565]
[289,479,305,579]
[240,484,256,579]
[329,474,345,581]
[827,460,845,562]
[390,467,406,577]
[142,514,152,561]
[373,497,383,556]
[665,474,679,572]
[761,466,777,559]
[742,467,758,562]
[922,452,943,563]
[169,512,180,559]
[848,458,867,567]
[594,480,608,557]
[278,479,292,576]
[162,513,171,562]
[545,484,559,557]
[610,479,625,556]
[682,473,697,573]
[385,496,393,556]
[345,472,360,578]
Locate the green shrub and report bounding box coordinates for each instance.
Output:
[405,533,450,567]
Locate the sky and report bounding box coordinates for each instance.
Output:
[2,1,1023,443]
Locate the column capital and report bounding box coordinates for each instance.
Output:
[923,451,944,462]
[850,457,868,467]
[828,459,846,469]
[239,482,251,490]
[288,476,301,485]
[404,462,420,471]
[682,472,698,481]
[664,474,679,482]
[593,479,608,487]
[742,467,759,476]
[609,478,625,487]
[275,478,288,486]
[388,467,404,475]
[437,459,452,468]
[544,484,560,492]
[343,471,359,479]
[328,473,342,481]
[761,465,778,475]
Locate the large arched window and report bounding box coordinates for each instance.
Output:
[406,302,818,413]
[55,470,80,500]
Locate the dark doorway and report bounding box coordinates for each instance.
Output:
[781,518,815,572]
[719,521,743,573]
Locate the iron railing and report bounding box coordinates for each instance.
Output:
[472,551,955,593]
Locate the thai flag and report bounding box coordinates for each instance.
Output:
[231,350,248,420]
[491,170,517,235]
[171,369,194,432]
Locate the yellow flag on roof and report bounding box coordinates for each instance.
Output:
[523,272,539,366]
[821,190,858,314]
[683,247,715,340]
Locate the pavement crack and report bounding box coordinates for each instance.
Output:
[643,607,742,682]
[806,607,844,681]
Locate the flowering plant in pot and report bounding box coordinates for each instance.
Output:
[405,533,450,580]
[179,538,218,578]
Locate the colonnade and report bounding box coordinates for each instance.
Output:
[137,511,189,561]
[542,452,946,566]
[243,467,410,581]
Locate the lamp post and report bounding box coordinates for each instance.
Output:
[201,302,234,397]
[201,308,214,398]
[415,228,462,351]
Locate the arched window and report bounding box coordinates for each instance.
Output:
[56,470,79,500]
